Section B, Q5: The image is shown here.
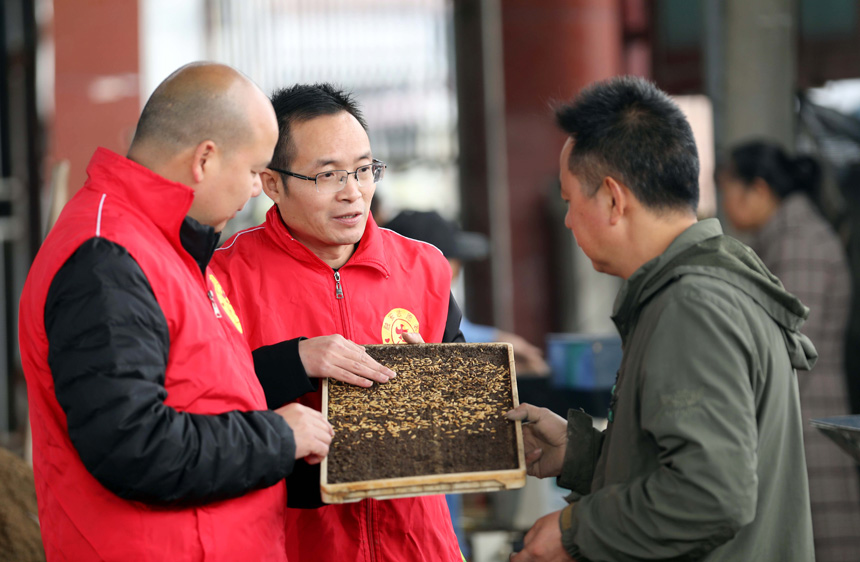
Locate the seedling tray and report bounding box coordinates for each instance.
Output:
[320,343,526,503]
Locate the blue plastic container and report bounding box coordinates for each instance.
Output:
[545,333,622,391]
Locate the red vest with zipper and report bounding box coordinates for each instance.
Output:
[212,205,462,562]
[19,148,288,562]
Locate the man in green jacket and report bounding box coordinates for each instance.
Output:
[508,76,816,561]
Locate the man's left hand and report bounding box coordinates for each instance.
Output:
[510,511,576,562]
[505,404,568,479]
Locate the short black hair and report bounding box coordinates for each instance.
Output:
[555,76,699,213]
[269,83,367,171]
[720,140,820,199]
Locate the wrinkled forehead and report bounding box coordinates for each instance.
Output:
[288,112,371,168]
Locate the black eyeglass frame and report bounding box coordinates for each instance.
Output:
[268,159,386,191]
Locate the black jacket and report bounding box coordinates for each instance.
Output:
[45,217,296,505]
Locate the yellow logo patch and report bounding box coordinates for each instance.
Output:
[208,274,243,334]
[381,308,419,344]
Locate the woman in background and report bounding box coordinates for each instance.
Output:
[718,140,860,562]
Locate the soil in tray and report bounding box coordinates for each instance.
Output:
[326,343,519,484]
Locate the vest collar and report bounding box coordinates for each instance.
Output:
[263,204,390,276]
[84,148,220,272]
[86,148,195,240]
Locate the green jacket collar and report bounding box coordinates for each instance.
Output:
[612,218,723,332]
[611,218,816,370]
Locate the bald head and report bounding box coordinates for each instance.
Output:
[124,62,278,232]
[128,62,271,161]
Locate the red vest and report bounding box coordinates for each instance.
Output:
[212,205,462,561]
[19,148,287,562]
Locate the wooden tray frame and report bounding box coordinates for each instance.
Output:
[320,343,526,504]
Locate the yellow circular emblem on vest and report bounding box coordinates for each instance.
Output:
[381,308,419,344]
[208,274,243,334]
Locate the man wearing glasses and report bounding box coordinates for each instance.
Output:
[211,84,464,561]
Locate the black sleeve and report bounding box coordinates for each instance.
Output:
[444,291,466,343]
[45,237,296,505]
[252,338,318,409]
[251,339,321,509]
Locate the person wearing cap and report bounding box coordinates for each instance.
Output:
[210,84,464,561]
[385,210,550,375]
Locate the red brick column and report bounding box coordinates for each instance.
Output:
[501,0,624,343]
[52,0,140,196]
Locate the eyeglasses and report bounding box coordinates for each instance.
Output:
[269,159,386,193]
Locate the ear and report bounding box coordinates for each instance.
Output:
[190,140,218,184]
[261,169,284,204]
[603,176,630,226]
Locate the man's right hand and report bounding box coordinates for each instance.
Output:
[298,334,396,388]
[275,402,333,464]
[505,403,569,478]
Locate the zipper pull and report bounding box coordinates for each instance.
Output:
[207,290,223,318]
[334,271,343,300]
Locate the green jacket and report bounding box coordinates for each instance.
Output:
[558,219,816,561]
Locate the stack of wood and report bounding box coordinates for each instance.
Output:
[0,447,44,562]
